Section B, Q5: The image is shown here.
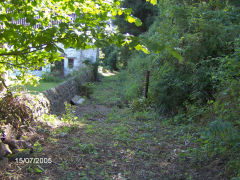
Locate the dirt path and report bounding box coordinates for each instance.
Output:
[0,76,220,180]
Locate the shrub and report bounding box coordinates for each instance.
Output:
[83,58,99,81]
[130,97,150,112]
[41,72,63,82]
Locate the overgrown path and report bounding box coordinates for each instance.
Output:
[1,75,220,180]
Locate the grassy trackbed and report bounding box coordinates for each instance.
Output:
[0,75,227,180]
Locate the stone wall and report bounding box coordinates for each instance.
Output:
[41,69,92,114]
[0,70,92,122]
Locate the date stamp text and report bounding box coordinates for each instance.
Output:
[15,158,52,164]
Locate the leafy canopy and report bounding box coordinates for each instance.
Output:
[0,0,155,85]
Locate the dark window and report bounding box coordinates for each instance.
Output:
[68,58,74,69]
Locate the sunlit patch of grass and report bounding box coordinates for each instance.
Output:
[26,81,62,93]
[98,66,118,77]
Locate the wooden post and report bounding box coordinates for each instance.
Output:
[144,70,150,98]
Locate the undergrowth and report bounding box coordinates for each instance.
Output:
[100,71,240,179]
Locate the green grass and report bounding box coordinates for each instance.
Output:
[88,74,127,106]
[2,74,236,179]
[26,80,62,93]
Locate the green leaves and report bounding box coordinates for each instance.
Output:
[112,9,118,16]
[126,15,143,27]
[135,19,142,27]
[135,44,149,54]
[146,0,158,5]
[126,15,136,23]
[0,0,120,84]
[166,47,184,63]
[0,0,156,86]
[35,165,44,173]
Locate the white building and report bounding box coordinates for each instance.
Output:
[59,44,97,76]
[32,45,97,77]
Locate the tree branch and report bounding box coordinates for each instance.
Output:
[0,44,47,56]
[0,61,28,69]
[0,36,69,56]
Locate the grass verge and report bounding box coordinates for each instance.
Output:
[26,80,63,93]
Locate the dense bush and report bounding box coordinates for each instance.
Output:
[106,0,240,177]
[122,0,240,114]
[41,72,63,82]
